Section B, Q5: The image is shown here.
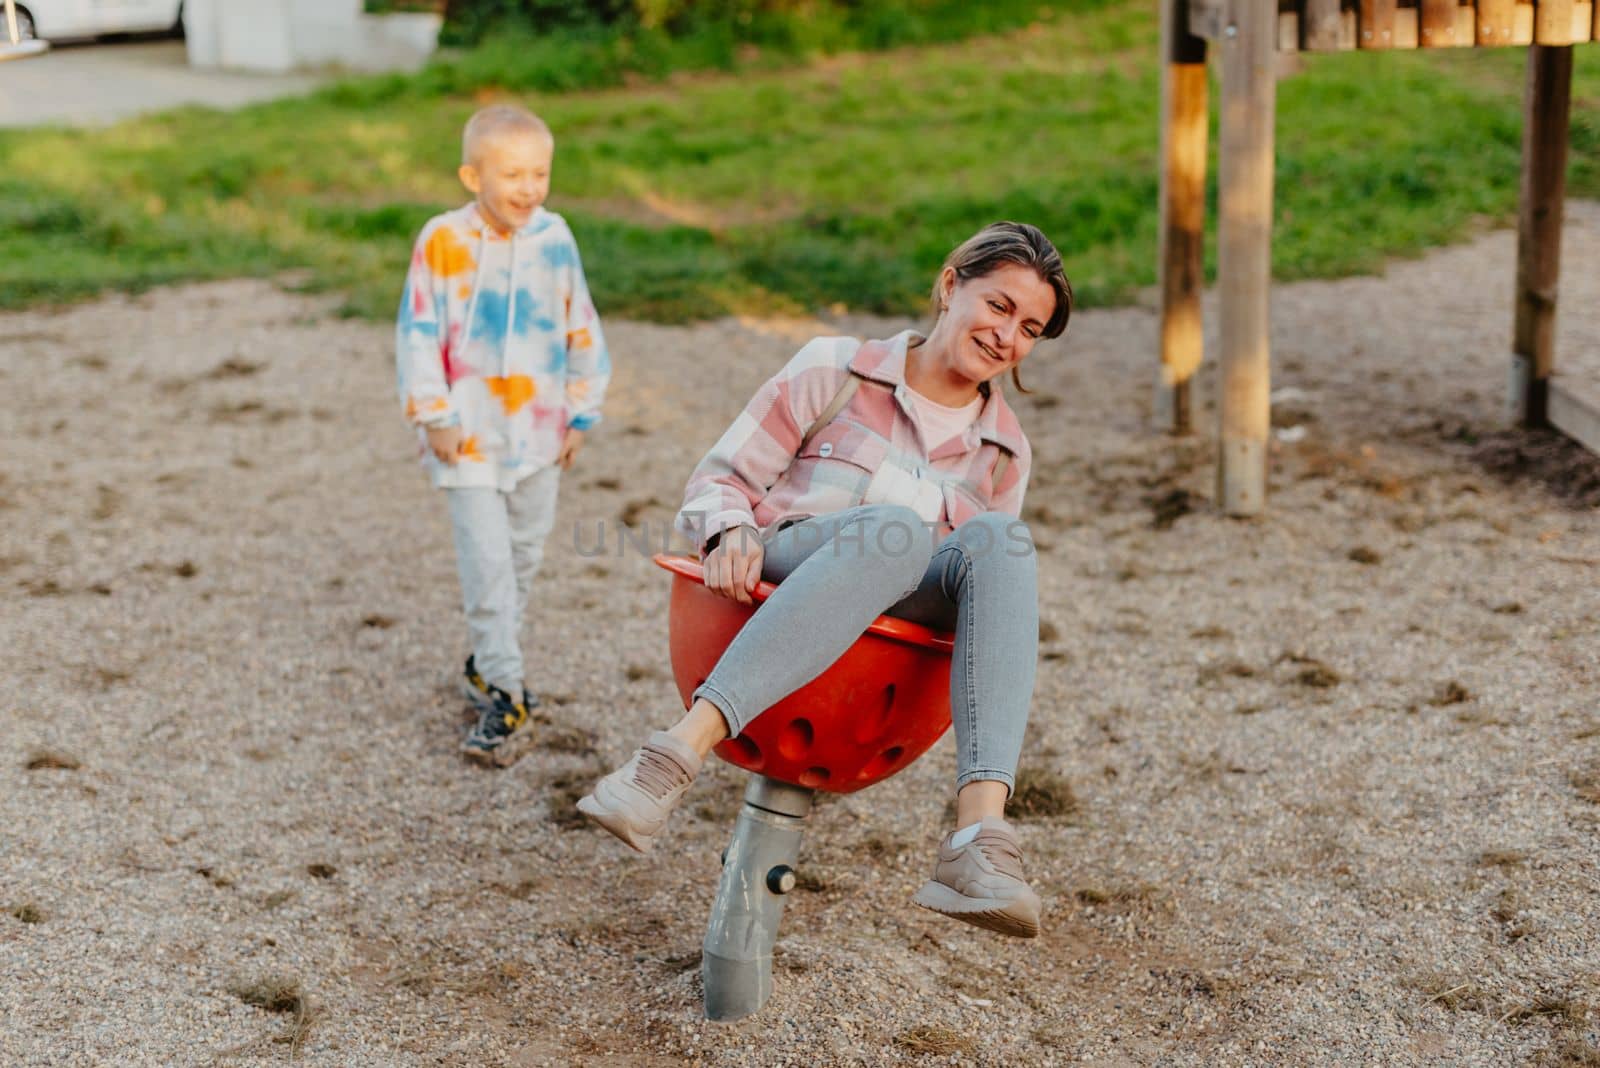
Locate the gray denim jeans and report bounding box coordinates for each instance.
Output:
[693,504,1038,793]
[444,465,562,693]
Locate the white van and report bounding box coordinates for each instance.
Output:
[9,1,184,42]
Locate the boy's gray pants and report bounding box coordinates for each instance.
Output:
[444,465,562,694]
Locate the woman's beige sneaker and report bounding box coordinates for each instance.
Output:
[911,816,1042,938]
[576,731,702,854]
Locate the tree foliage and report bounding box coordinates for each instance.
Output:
[441,0,934,42]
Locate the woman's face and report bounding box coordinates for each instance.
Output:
[935,262,1056,386]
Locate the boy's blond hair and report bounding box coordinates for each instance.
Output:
[461,105,552,165]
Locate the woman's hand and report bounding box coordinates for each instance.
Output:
[705,524,764,605]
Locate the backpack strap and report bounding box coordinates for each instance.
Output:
[798,372,862,451]
[991,445,1011,491]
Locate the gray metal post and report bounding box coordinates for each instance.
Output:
[702,775,814,1022]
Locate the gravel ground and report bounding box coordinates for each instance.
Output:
[2,206,1598,1067]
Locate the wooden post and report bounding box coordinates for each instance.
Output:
[1511,44,1572,427]
[1420,0,1460,43]
[1216,0,1277,515]
[1359,0,1398,47]
[1477,0,1517,45]
[1394,7,1421,46]
[1534,0,1576,42]
[1303,0,1345,48]
[1157,0,1210,434]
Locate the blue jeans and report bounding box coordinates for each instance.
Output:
[692,504,1039,793]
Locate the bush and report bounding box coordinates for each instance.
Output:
[441,0,632,43]
[364,1,446,12]
[437,0,1069,46]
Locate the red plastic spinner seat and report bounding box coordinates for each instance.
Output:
[654,554,954,793]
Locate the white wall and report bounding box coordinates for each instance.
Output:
[184,0,441,74]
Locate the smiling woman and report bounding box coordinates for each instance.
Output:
[578,221,1075,940]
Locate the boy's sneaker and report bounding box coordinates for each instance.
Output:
[461,684,533,766]
[911,816,1042,938]
[576,731,702,854]
[462,655,539,717]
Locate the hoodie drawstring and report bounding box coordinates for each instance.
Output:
[504,231,516,376]
[459,227,488,369]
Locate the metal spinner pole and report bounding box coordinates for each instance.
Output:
[702,774,814,1021]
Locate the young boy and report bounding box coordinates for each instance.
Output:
[396,104,610,765]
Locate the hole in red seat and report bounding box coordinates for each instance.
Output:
[798,766,832,787]
[729,735,761,765]
[852,683,896,745]
[857,745,906,782]
[777,717,814,760]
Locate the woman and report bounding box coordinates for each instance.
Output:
[579,222,1072,938]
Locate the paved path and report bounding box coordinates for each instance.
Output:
[0,39,325,128]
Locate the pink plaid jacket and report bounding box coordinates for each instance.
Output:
[676,331,1031,551]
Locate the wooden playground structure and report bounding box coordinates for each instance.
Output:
[1157,0,1598,514]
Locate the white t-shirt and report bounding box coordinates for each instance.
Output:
[859,385,987,524]
[906,385,984,449]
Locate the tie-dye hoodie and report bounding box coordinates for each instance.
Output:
[396,203,610,490]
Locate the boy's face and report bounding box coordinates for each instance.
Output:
[458,132,554,235]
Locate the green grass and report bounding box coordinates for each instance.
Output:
[0,4,1596,323]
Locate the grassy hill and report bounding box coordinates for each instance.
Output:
[1,1,1596,321]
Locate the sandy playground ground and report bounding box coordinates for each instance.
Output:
[2,206,1599,1067]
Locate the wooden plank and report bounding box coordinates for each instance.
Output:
[1514,3,1536,43]
[1549,376,1600,458]
[1536,0,1576,42]
[1158,0,1210,434]
[1304,0,1346,47]
[1421,0,1460,42]
[1360,0,1398,47]
[1511,44,1573,427]
[1341,6,1360,45]
[1280,9,1302,49]
[1478,0,1518,42]
[1217,0,1277,514]
[1574,2,1595,40]
[1595,0,1599,39]
[1190,0,1229,40]
[1395,6,1420,45]
[1456,4,1479,44]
